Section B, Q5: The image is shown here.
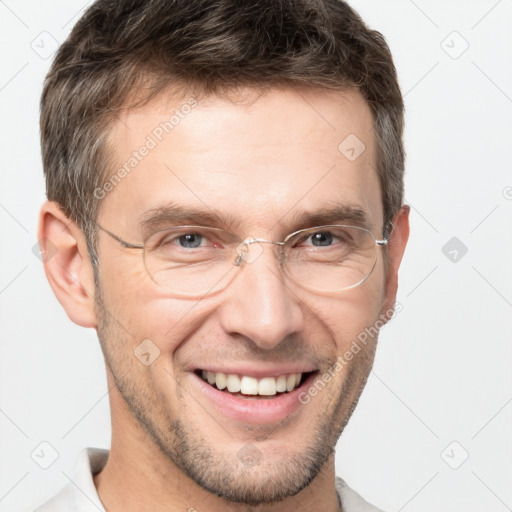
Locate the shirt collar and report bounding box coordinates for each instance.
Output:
[69,447,108,511]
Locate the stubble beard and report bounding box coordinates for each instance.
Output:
[93,280,376,506]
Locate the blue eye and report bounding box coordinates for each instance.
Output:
[310,231,334,247]
[176,233,204,249]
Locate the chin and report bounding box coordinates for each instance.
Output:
[151,416,338,506]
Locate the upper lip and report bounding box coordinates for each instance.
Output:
[192,365,317,379]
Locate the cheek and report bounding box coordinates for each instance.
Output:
[100,265,217,358]
[98,257,165,335]
[98,249,149,298]
[308,277,385,353]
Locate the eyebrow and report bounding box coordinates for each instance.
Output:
[288,203,370,231]
[139,200,371,237]
[140,202,240,235]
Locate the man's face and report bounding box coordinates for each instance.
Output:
[95,87,392,504]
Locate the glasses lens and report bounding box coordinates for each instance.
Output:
[143,226,240,297]
[142,225,380,297]
[283,225,379,293]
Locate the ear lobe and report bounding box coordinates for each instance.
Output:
[381,204,410,318]
[38,201,98,328]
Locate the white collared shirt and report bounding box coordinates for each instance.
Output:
[30,447,384,512]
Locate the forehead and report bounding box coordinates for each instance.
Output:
[101,86,382,234]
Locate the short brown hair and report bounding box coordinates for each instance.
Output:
[40,0,405,267]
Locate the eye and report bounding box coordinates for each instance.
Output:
[168,232,205,249]
[308,231,335,247]
[297,229,350,248]
[147,228,221,253]
[144,227,240,271]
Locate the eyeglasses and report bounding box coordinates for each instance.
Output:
[96,223,389,298]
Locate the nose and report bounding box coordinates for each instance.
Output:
[217,240,304,350]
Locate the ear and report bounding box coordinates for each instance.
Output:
[381,204,410,319]
[37,201,98,328]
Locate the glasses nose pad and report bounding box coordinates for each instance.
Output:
[278,243,288,264]
[234,237,265,265]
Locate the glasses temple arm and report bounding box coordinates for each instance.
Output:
[97,224,143,249]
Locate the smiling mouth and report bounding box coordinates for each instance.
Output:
[195,369,317,398]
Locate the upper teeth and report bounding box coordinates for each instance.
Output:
[201,371,303,396]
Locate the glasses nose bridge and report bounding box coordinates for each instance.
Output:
[234,236,286,266]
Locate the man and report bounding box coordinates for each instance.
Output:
[35,0,409,510]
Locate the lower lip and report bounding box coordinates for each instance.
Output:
[192,372,317,424]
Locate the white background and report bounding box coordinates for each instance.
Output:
[1,1,511,511]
